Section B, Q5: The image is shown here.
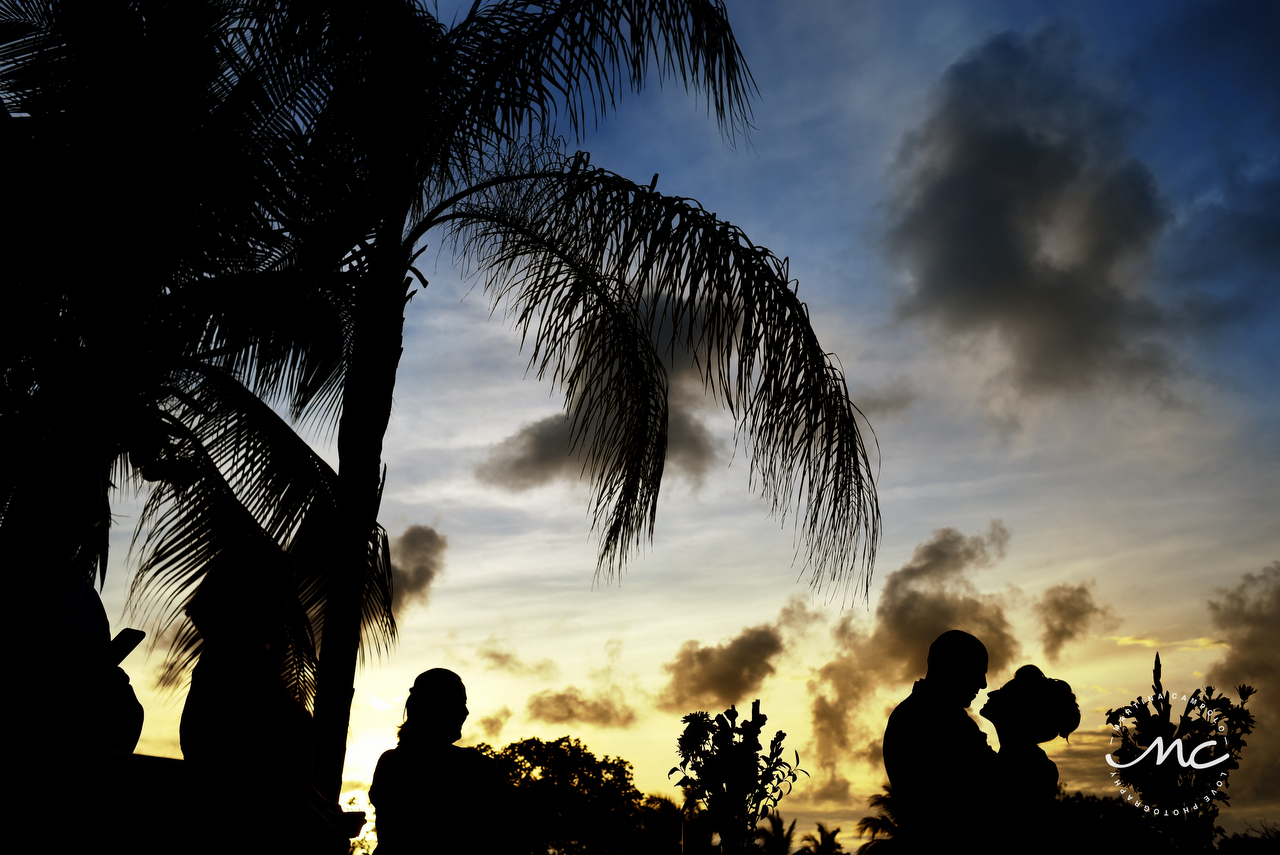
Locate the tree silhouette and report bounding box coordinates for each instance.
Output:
[1,0,395,716]
[281,1,882,798]
[855,785,898,854]
[4,0,882,805]
[758,811,798,855]
[479,735,645,855]
[799,822,844,855]
[1103,653,1255,851]
[670,700,805,853]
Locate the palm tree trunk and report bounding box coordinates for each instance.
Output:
[311,228,410,800]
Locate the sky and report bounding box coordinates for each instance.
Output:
[96,0,1279,842]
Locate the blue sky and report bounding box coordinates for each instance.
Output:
[98,0,1279,841]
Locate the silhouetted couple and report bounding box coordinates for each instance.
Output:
[883,630,1079,853]
[370,669,508,854]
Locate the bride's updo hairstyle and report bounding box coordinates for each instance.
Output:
[1006,664,1080,743]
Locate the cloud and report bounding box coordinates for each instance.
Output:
[656,597,820,712]
[1104,635,1227,650]
[1205,562,1280,809]
[526,686,637,728]
[806,522,1019,800]
[473,414,582,491]
[525,638,638,729]
[853,377,917,418]
[390,524,448,617]
[1034,581,1119,663]
[477,706,512,740]
[1045,727,1122,794]
[658,625,784,712]
[475,636,560,679]
[475,357,722,491]
[887,25,1171,397]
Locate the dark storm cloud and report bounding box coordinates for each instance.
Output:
[475,636,559,679]
[806,522,1019,800]
[1205,562,1280,808]
[476,359,721,490]
[656,597,820,712]
[477,706,512,740]
[390,524,448,617]
[888,25,1171,396]
[525,638,638,729]
[1034,581,1119,663]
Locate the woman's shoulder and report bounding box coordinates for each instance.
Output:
[373,747,403,770]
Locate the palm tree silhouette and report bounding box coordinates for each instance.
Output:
[855,786,899,854]
[800,822,845,855]
[4,1,883,802]
[264,1,881,797]
[758,811,798,855]
[1,0,394,714]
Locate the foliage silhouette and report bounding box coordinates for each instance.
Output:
[1104,653,1255,850]
[670,699,805,853]
[0,0,395,726]
[478,735,646,855]
[1216,821,1280,853]
[757,810,799,855]
[3,0,882,803]
[1050,787,1171,852]
[799,822,844,855]
[854,785,898,854]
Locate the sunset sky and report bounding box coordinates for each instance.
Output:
[95,0,1278,839]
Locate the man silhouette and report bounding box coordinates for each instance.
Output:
[882,630,997,851]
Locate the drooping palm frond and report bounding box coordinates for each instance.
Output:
[289,0,755,235]
[126,363,394,706]
[440,150,880,595]
[439,0,754,149]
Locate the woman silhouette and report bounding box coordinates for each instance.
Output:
[981,665,1079,847]
[369,669,507,853]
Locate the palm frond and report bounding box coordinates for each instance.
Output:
[442,150,879,595]
[127,364,396,704]
[442,0,754,145]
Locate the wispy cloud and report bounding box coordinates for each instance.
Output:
[526,639,639,729]
[476,636,560,679]
[1104,635,1227,650]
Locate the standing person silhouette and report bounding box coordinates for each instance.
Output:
[981,665,1079,851]
[370,669,508,854]
[882,630,997,852]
